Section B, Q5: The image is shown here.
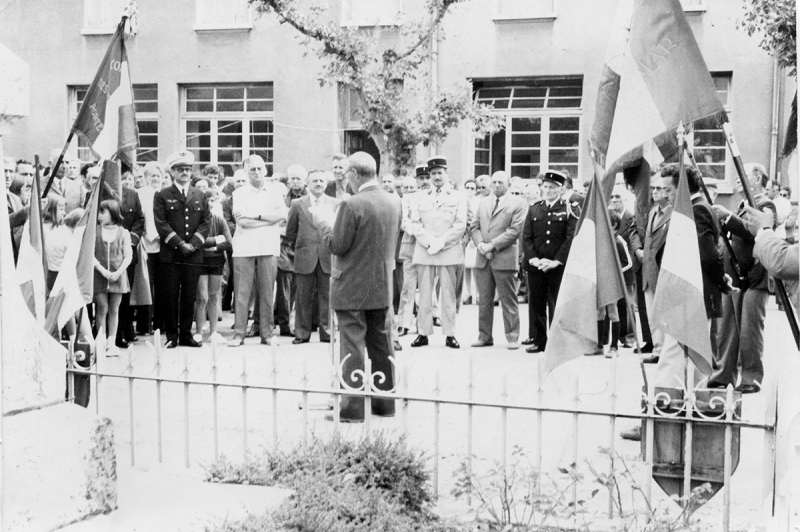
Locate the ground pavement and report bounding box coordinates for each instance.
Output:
[86,298,795,530]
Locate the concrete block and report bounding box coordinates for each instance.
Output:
[3,402,117,531]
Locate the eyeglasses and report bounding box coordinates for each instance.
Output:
[611,195,622,199]
[650,186,664,191]
[477,186,487,190]
[465,186,476,191]
[510,192,522,196]
[174,166,192,173]
[779,192,789,198]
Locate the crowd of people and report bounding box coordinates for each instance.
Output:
[4,149,798,420]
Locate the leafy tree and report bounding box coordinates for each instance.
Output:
[250,0,503,174]
[740,0,796,76]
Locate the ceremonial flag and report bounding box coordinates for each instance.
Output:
[651,163,713,375]
[589,0,726,184]
[17,167,47,324]
[543,173,627,374]
[44,172,103,336]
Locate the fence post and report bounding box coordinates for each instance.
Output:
[241,351,248,462]
[643,384,654,509]
[433,367,441,499]
[607,353,618,518]
[211,337,219,462]
[501,373,508,476]
[364,353,371,436]
[183,348,190,469]
[271,343,278,451]
[571,374,579,514]
[127,346,135,467]
[683,361,694,524]
[722,384,734,532]
[154,331,163,463]
[535,355,544,499]
[302,357,309,446]
[466,351,474,507]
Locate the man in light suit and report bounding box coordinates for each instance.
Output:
[313,152,401,422]
[743,205,799,309]
[640,175,671,362]
[409,156,467,349]
[469,171,527,349]
[286,169,337,344]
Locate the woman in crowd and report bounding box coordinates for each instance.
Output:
[9,174,32,206]
[137,162,164,334]
[93,199,132,357]
[462,178,479,305]
[194,189,232,341]
[42,194,70,293]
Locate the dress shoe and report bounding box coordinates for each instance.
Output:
[324,413,363,423]
[227,336,244,347]
[115,339,130,349]
[620,425,641,441]
[584,348,604,357]
[245,325,259,338]
[129,335,139,343]
[735,383,760,394]
[493,300,499,307]
[397,327,409,337]
[462,296,473,305]
[641,354,659,364]
[638,343,654,354]
[432,317,442,327]
[410,335,429,347]
[393,340,403,351]
[165,339,179,349]
[292,338,310,345]
[319,335,331,343]
[507,342,520,350]
[179,337,202,348]
[605,347,618,358]
[471,339,494,347]
[620,342,633,349]
[526,344,545,353]
[521,337,537,346]
[279,328,294,337]
[261,338,272,346]
[445,336,460,349]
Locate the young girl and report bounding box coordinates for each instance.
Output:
[42,194,69,293]
[93,199,132,356]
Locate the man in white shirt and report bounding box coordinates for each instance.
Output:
[767,179,792,239]
[228,155,288,346]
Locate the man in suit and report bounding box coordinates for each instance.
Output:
[469,171,527,349]
[397,170,423,336]
[115,171,145,348]
[521,170,579,353]
[312,151,401,422]
[153,150,211,348]
[708,163,778,393]
[640,174,672,362]
[286,169,336,344]
[409,156,467,349]
[324,153,355,199]
[610,185,642,347]
[653,163,731,391]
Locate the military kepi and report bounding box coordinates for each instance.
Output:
[542,170,566,186]
[415,164,429,177]
[427,156,447,171]
[165,150,195,169]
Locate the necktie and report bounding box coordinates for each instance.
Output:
[653,206,663,227]
[492,196,499,215]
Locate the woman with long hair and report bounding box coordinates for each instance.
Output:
[93,199,132,357]
[42,193,70,293]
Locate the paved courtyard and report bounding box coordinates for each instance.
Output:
[88,298,795,530]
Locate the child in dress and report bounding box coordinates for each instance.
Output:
[93,199,132,356]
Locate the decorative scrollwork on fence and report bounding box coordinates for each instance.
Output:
[337,353,398,396]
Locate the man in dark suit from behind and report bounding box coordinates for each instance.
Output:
[313,152,402,422]
[286,169,336,344]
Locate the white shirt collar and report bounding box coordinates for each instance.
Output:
[358,181,379,193]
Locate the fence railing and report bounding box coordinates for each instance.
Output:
[65,332,777,531]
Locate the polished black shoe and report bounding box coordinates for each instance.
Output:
[525,344,545,353]
[410,335,429,347]
[398,327,409,337]
[245,325,259,338]
[521,337,537,346]
[735,383,760,394]
[279,328,294,337]
[165,339,179,349]
[462,296,473,305]
[642,355,660,364]
[319,335,331,343]
[638,343,654,354]
[393,340,403,351]
[292,338,310,345]
[620,342,633,349]
[432,317,442,327]
[179,337,202,348]
[471,339,494,347]
[115,339,130,349]
[445,336,460,349]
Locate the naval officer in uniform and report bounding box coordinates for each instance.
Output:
[409,156,467,349]
[521,170,579,353]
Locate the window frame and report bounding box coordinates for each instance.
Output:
[493,0,557,23]
[341,0,403,27]
[194,0,253,32]
[691,72,733,194]
[82,0,128,35]
[179,83,275,175]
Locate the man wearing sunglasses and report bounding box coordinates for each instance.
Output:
[154,150,212,349]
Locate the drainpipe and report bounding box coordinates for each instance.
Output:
[430,9,439,157]
[769,57,782,184]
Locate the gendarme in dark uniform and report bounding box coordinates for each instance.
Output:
[153,150,211,348]
[521,170,579,353]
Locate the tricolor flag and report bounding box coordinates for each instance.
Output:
[543,173,627,375]
[589,0,726,185]
[44,171,103,337]
[17,166,48,324]
[650,163,713,375]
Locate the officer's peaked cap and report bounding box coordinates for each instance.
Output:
[542,170,567,186]
[427,156,447,171]
[165,150,195,169]
[415,164,429,177]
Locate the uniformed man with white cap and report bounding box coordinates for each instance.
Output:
[521,170,579,353]
[153,150,211,348]
[409,156,467,349]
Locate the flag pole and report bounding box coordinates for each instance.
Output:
[33,155,49,279]
[40,133,74,198]
[722,123,799,348]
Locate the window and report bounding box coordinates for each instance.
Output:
[681,0,706,13]
[691,74,731,183]
[83,0,128,34]
[181,84,274,176]
[342,0,402,26]
[494,0,556,21]
[195,0,252,31]
[473,77,582,179]
[71,84,158,163]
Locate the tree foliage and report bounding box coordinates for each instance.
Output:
[740,0,796,76]
[250,0,504,173]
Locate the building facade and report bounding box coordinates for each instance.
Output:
[0,0,795,206]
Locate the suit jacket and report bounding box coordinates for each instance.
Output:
[120,187,145,248]
[642,204,671,292]
[618,210,643,272]
[324,180,355,199]
[691,195,726,318]
[754,229,799,309]
[286,194,337,275]
[470,193,527,271]
[521,198,578,268]
[321,184,401,310]
[221,195,235,237]
[409,186,467,266]
[153,184,211,264]
[719,195,777,291]
[7,191,26,261]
